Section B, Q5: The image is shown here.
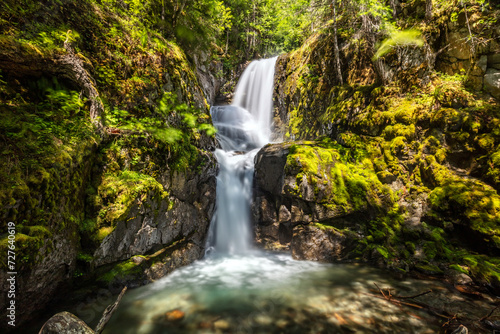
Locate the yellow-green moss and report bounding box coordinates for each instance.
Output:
[97,259,142,283]
[96,170,168,227]
[285,141,395,216]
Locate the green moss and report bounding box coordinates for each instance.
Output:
[462,254,500,286]
[97,259,142,284]
[376,246,390,259]
[77,252,93,263]
[449,264,469,275]
[0,233,45,268]
[286,141,394,216]
[415,263,444,275]
[314,222,345,233]
[97,170,167,224]
[428,178,500,237]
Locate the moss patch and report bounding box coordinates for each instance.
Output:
[285,140,394,215]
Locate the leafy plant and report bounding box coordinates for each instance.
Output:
[373,29,424,60]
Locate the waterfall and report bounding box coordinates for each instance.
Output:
[101,57,468,334]
[208,57,277,254]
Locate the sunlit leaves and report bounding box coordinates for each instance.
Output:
[46,89,86,118]
[373,29,424,60]
[106,92,216,145]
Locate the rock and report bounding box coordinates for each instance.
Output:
[193,50,220,105]
[92,153,217,268]
[131,256,146,264]
[253,142,392,259]
[0,214,80,329]
[478,55,488,73]
[213,319,230,330]
[144,241,203,281]
[451,324,468,334]
[254,143,291,195]
[447,270,473,285]
[164,309,185,322]
[415,263,444,275]
[291,225,352,262]
[447,32,472,60]
[39,312,95,334]
[488,53,500,70]
[279,205,292,222]
[484,68,500,99]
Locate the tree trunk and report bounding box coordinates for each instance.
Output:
[62,39,105,137]
[390,0,398,18]
[172,0,187,29]
[161,0,165,21]
[332,0,343,85]
[425,0,433,21]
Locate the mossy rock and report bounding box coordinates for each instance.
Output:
[415,263,444,275]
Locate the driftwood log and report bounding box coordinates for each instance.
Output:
[94,286,128,334]
[39,286,127,334]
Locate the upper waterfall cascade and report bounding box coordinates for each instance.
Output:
[207,57,278,254]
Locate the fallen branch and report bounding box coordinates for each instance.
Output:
[396,290,432,299]
[94,286,128,334]
[366,283,450,320]
[479,305,499,322]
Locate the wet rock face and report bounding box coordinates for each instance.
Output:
[252,142,389,258]
[0,230,79,330]
[484,68,500,99]
[291,225,353,262]
[92,151,218,269]
[39,312,95,334]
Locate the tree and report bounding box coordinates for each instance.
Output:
[426,0,433,21]
[331,0,343,85]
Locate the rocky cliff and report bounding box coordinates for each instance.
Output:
[0,1,219,330]
[254,1,500,294]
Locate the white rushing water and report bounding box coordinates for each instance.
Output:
[99,58,469,333]
[206,57,278,254]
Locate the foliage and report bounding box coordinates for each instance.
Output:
[373,29,424,60]
[106,92,216,144]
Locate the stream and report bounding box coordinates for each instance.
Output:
[99,58,498,333]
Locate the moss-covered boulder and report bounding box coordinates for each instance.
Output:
[253,140,395,258]
[90,150,217,269]
[266,1,500,294]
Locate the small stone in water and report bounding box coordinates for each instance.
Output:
[451,324,468,334]
[198,321,212,329]
[165,309,185,322]
[213,319,230,330]
[133,300,144,307]
[255,314,272,325]
[276,319,288,328]
[131,256,146,264]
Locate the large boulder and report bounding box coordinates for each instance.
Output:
[39,312,94,334]
[92,151,218,272]
[252,141,394,257]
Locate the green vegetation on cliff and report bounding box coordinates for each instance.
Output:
[0,0,218,277]
[271,0,500,291]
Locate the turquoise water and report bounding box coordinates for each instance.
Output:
[102,252,450,334]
